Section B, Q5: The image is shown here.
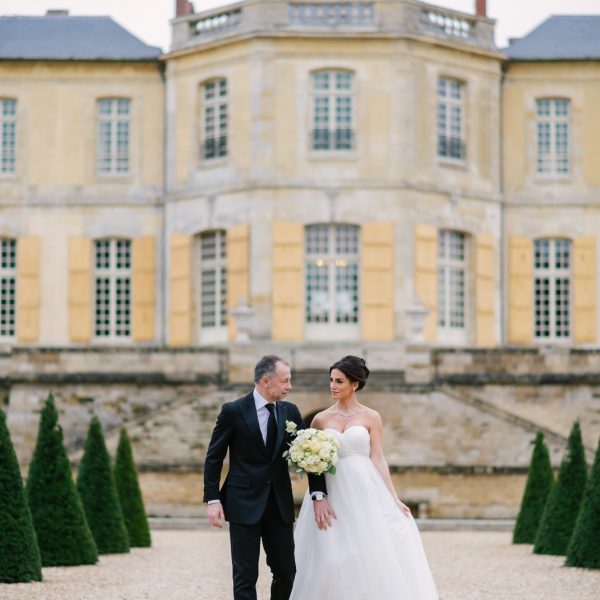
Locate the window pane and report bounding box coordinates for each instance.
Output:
[438,230,466,330]
[534,239,571,339]
[305,224,359,326]
[199,230,227,330]
[94,239,131,338]
[202,80,228,161]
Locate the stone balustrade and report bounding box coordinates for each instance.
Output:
[171,0,496,52]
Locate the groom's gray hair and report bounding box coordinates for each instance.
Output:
[254,355,289,383]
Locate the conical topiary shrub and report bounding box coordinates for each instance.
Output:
[565,436,600,568]
[77,417,130,554]
[114,427,151,547]
[534,421,588,556]
[26,394,98,566]
[0,409,42,583]
[513,432,554,544]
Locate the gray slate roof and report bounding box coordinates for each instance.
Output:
[505,15,600,61]
[0,15,161,61]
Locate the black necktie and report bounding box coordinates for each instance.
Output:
[265,403,277,456]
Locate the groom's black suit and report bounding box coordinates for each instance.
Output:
[203,392,326,600]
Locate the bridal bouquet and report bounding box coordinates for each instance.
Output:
[283,421,341,476]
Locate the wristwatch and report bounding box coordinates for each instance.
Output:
[312,492,325,501]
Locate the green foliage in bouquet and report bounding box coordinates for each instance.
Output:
[26,394,98,566]
[534,422,587,556]
[77,417,130,554]
[512,432,554,544]
[0,409,42,583]
[114,427,151,548]
[565,436,600,569]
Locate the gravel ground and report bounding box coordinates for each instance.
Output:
[2,529,599,599]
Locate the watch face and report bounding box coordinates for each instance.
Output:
[314,493,324,501]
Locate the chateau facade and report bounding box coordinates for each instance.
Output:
[2,1,600,517]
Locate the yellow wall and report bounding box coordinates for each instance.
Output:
[503,61,600,197]
[166,36,501,194]
[0,60,164,190]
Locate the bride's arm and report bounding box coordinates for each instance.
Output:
[369,412,412,517]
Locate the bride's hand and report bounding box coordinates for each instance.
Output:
[395,499,412,517]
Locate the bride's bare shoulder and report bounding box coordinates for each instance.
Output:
[310,406,335,428]
[363,406,383,424]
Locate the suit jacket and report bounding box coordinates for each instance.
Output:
[203,392,327,525]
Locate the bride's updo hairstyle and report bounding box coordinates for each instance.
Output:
[329,355,370,391]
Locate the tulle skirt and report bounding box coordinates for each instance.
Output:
[290,453,438,600]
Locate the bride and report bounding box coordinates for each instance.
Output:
[290,355,439,600]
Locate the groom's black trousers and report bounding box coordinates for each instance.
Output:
[229,488,295,600]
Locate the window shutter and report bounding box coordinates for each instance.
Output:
[68,237,92,342]
[272,221,303,341]
[414,224,438,342]
[132,236,156,342]
[507,236,533,344]
[168,233,192,347]
[361,222,394,341]
[227,223,250,341]
[16,236,40,342]
[573,236,596,344]
[475,233,495,347]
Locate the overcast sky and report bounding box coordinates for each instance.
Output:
[2,0,599,52]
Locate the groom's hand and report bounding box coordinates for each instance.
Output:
[207,502,225,528]
[313,498,336,530]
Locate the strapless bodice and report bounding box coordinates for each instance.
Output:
[325,425,371,458]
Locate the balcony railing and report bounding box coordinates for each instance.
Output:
[201,136,228,160]
[171,1,496,53]
[438,135,466,161]
[289,3,375,26]
[311,128,354,151]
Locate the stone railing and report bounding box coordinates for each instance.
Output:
[170,0,497,52]
[288,2,376,26]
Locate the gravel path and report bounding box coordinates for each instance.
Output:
[2,529,599,599]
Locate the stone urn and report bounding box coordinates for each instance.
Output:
[405,297,430,343]
[230,299,255,344]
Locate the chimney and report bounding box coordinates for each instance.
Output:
[475,0,486,17]
[176,0,194,17]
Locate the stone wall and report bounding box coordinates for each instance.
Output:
[3,344,598,518]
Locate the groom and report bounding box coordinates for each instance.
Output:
[204,355,334,600]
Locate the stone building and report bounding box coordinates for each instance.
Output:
[1,1,599,518]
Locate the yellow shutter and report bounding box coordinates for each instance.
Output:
[361,222,394,341]
[132,236,156,342]
[272,221,303,341]
[475,233,495,347]
[507,236,533,344]
[414,224,437,342]
[16,236,40,342]
[227,223,250,341]
[168,233,192,347]
[68,237,92,342]
[573,236,596,344]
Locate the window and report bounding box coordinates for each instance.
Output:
[198,230,227,330]
[534,239,571,340]
[97,98,130,175]
[311,70,354,151]
[536,98,570,176]
[305,224,359,328]
[437,78,466,161]
[0,239,16,338]
[201,79,228,160]
[437,230,467,338]
[1,99,17,175]
[94,239,131,339]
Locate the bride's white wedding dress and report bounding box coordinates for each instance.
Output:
[290,425,439,600]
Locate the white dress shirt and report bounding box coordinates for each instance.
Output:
[254,387,277,444]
